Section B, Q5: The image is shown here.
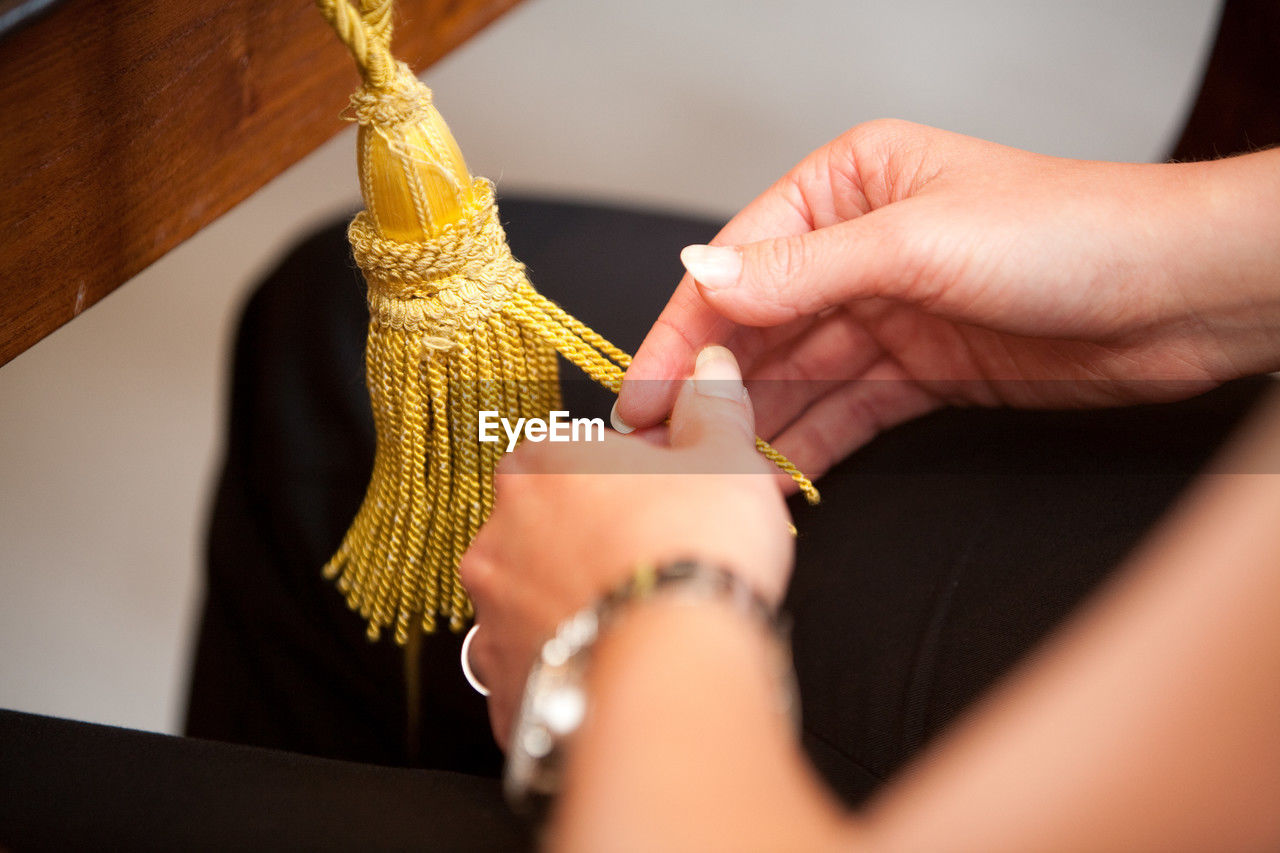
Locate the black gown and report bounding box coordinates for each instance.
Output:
[184,0,1280,819]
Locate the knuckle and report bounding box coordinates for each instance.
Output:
[495,447,526,476]
[493,458,531,499]
[746,237,808,323]
[758,233,806,284]
[845,117,918,150]
[458,551,493,595]
[510,438,555,469]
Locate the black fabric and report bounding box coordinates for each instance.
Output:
[185,192,1273,811]
[0,708,531,851]
[785,380,1271,801]
[1170,0,1280,162]
[181,0,1280,813]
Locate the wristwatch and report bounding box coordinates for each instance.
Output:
[502,558,796,817]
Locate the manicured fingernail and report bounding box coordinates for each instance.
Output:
[681,244,742,291]
[609,400,635,434]
[694,345,743,400]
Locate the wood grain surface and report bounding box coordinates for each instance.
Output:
[0,0,521,365]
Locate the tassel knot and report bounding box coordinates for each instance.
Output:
[351,181,525,341]
[346,62,437,128]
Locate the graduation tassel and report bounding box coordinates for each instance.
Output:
[315,0,818,645]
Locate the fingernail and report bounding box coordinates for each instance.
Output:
[694,345,744,400]
[609,400,635,434]
[681,244,742,291]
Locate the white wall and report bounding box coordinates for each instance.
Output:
[0,0,1220,733]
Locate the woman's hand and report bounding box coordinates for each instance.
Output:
[459,346,793,748]
[615,121,1280,483]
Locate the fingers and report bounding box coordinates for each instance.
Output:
[611,309,815,434]
[682,210,906,327]
[767,360,940,482]
[615,168,830,431]
[616,207,910,432]
[615,121,958,431]
[608,284,737,434]
[743,307,888,439]
[668,346,758,456]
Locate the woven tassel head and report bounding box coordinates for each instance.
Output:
[324,62,562,642]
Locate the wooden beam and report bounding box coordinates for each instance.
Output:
[0,0,522,365]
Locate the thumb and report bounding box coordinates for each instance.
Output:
[680,215,901,326]
[668,345,757,455]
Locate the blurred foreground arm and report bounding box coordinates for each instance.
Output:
[551,395,1280,852]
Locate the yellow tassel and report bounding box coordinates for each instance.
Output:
[316,0,818,644]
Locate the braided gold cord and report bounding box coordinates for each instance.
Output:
[316,0,397,89]
[505,285,819,502]
[521,286,633,369]
[422,355,453,632]
[317,0,817,641]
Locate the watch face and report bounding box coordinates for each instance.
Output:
[534,680,587,741]
[516,662,586,760]
[504,646,589,813]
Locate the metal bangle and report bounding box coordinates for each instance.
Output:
[460,623,491,697]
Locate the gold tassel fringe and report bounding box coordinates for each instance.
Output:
[316,0,817,644]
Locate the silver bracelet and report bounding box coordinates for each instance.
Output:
[502,558,798,817]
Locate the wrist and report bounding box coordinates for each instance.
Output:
[1173,150,1280,375]
[584,575,789,716]
[549,575,849,853]
[504,559,793,818]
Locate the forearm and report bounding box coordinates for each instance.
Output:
[548,599,852,853]
[549,396,1280,852]
[857,398,1280,851]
